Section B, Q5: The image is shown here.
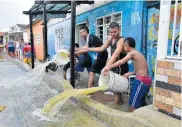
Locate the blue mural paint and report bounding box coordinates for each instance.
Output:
[146,7,160,79]
[48,1,144,72]
[147,4,181,79]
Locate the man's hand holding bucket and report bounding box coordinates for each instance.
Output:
[102,66,111,76]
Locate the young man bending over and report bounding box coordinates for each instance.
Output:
[63,43,92,80]
[103,37,152,112]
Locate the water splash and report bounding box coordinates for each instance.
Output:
[42,86,108,118]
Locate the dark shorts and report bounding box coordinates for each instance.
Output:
[63,56,92,72]
[8,47,15,53]
[111,63,129,75]
[129,80,150,109]
[91,53,108,74]
[63,62,71,72]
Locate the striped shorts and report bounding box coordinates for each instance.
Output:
[129,80,150,109]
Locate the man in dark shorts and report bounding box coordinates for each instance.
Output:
[84,22,129,105]
[76,26,108,88]
[8,40,15,56]
[63,43,92,80]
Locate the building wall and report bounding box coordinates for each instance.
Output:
[23,31,28,42]
[47,1,144,60]
[27,20,44,61]
[154,59,181,120]
[147,3,181,79]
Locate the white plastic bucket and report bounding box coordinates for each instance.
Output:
[55,49,70,65]
[99,71,129,93]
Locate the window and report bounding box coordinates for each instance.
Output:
[96,12,122,58]
[166,2,182,59]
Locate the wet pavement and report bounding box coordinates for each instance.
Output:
[0,58,112,127]
[0,58,58,127]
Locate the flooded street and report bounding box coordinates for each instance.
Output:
[0,58,56,127]
[0,58,108,127]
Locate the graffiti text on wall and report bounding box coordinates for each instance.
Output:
[55,27,64,52]
[131,11,140,25]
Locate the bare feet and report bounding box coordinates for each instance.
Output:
[129,106,135,112]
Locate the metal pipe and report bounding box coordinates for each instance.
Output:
[43,3,48,60]
[70,1,76,88]
[24,10,71,15]
[29,14,35,69]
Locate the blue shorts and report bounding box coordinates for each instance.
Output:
[26,52,31,58]
[63,62,91,72]
[75,66,91,72]
[129,80,150,109]
[8,47,15,53]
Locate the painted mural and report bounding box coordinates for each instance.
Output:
[147,3,181,78]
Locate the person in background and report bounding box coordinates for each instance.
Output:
[103,37,152,112]
[15,40,20,59]
[5,43,8,53]
[23,42,31,64]
[8,39,15,57]
[19,39,25,60]
[0,41,3,55]
[63,43,92,80]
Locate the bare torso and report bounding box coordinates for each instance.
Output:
[130,50,148,76]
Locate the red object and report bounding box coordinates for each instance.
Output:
[136,75,152,85]
[23,45,31,53]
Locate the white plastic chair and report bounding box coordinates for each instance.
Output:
[126,75,136,96]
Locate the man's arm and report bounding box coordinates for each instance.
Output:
[106,38,125,67]
[123,72,135,78]
[75,44,88,56]
[86,37,111,52]
[110,53,132,69]
[75,49,88,55]
[103,52,133,74]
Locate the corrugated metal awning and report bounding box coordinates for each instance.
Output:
[23,0,94,19]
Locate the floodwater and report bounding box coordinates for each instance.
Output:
[0,57,109,127]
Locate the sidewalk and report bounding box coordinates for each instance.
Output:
[5,54,44,72]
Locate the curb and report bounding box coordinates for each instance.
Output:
[70,96,180,127]
[5,55,31,72]
[70,96,153,127]
[42,72,153,127]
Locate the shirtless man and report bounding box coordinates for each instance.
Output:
[84,22,129,105]
[103,37,152,112]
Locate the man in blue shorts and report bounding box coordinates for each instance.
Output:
[103,37,152,112]
[63,43,92,80]
[8,40,15,56]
